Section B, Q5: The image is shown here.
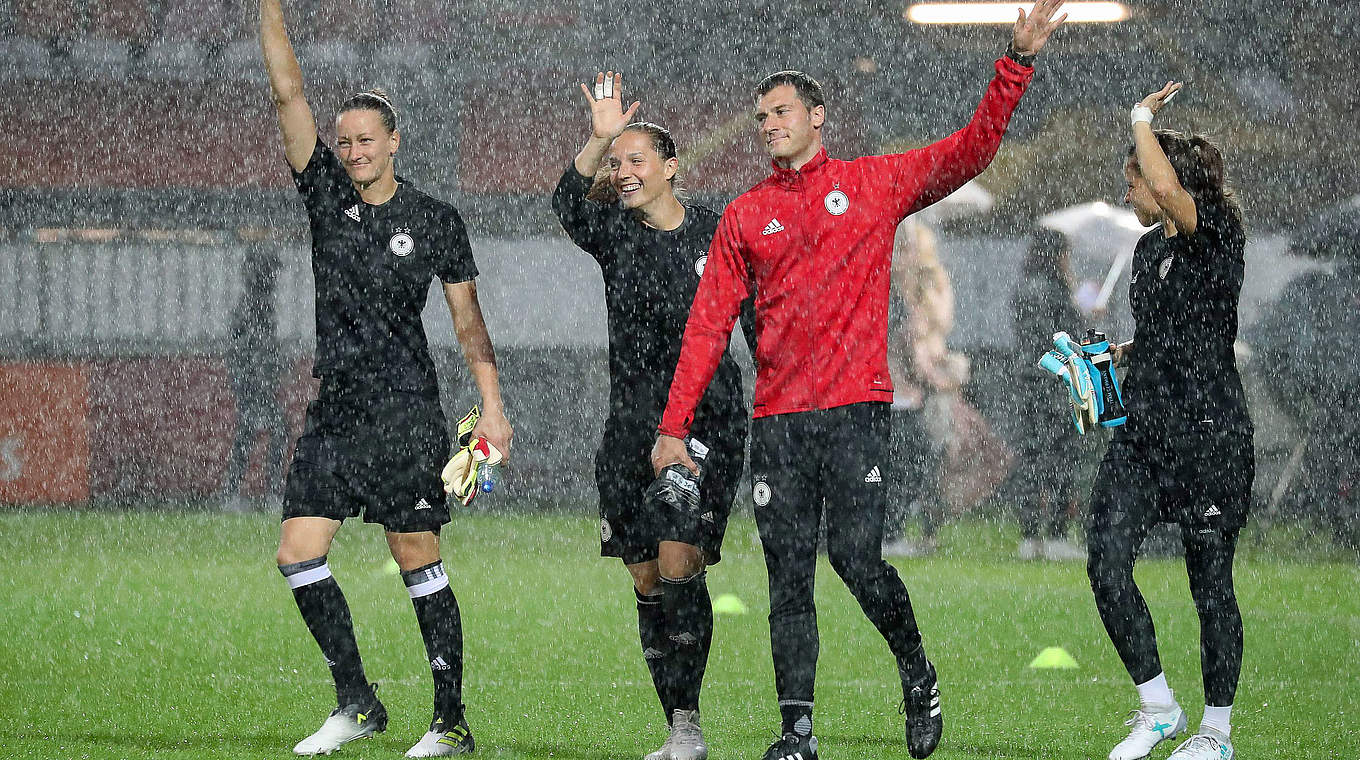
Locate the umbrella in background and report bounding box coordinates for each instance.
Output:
[1039,201,1149,311]
[915,179,994,225]
[1290,194,1360,260]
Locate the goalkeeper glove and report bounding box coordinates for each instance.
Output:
[441,406,504,506]
[644,437,710,517]
[1038,331,1098,434]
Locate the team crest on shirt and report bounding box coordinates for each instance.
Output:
[824,189,849,216]
[1158,255,1174,279]
[390,229,414,257]
[694,255,708,276]
[753,479,772,507]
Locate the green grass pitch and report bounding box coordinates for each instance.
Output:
[1,508,1356,759]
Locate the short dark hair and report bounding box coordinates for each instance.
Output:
[755,71,825,111]
[338,88,399,134]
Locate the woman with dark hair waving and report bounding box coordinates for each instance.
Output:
[1089,82,1253,760]
[552,72,752,760]
[260,1,512,756]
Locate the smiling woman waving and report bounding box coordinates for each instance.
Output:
[259,0,511,756]
[551,71,754,760]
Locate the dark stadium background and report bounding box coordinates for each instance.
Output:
[1,0,1355,524]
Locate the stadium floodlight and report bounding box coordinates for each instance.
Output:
[906,2,1131,24]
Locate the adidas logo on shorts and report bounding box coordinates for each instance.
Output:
[1204,504,1221,517]
[864,466,882,483]
[415,498,432,510]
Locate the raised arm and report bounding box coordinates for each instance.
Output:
[574,71,641,178]
[1131,81,1198,234]
[443,280,514,460]
[889,0,1066,217]
[551,72,641,252]
[259,0,317,173]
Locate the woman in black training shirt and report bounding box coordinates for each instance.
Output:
[261,0,512,756]
[552,72,752,760]
[1090,82,1252,760]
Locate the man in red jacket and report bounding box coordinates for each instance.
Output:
[651,3,1067,759]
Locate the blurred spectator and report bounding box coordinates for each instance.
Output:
[882,219,946,557]
[883,220,1012,556]
[1009,228,1085,560]
[219,242,287,511]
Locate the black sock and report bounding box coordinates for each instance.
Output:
[403,561,464,722]
[636,588,673,720]
[780,701,813,736]
[279,556,371,706]
[660,571,713,713]
[896,642,932,688]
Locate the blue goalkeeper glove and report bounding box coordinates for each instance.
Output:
[1038,331,1098,434]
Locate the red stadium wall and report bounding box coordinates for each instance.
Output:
[0,79,839,195]
[456,75,773,195]
[0,363,91,504]
[0,358,313,503]
[0,82,375,190]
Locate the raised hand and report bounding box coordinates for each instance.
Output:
[1138,81,1183,116]
[1012,0,1068,57]
[579,71,641,141]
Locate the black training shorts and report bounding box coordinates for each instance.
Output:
[596,418,747,566]
[1090,426,1255,540]
[284,386,451,533]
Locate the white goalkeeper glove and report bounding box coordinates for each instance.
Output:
[440,406,504,506]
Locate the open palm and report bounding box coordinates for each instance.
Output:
[1012,0,1068,56]
[579,71,640,140]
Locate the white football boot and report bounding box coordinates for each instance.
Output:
[405,714,474,757]
[668,709,708,760]
[1166,730,1233,760]
[293,696,388,756]
[1109,702,1187,760]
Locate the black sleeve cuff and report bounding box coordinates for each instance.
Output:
[1005,43,1036,68]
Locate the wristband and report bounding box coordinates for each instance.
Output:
[1131,105,1154,126]
[1005,43,1036,68]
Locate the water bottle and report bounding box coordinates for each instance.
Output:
[1081,329,1127,427]
[478,462,497,494]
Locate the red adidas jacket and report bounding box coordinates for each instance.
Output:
[658,56,1033,438]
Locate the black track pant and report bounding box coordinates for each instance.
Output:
[751,402,926,709]
[1086,429,1253,706]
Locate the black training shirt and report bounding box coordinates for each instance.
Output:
[1121,197,1252,436]
[292,141,478,395]
[552,165,752,436]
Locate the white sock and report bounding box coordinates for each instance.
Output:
[1200,705,1232,737]
[1135,673,1175,709]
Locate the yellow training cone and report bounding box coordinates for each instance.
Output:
[1028,647,1078,669]
[712,593,748,615]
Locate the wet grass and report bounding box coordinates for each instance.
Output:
[0,507,1356,759]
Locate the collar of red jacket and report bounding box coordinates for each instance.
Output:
[770,146,829,186]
